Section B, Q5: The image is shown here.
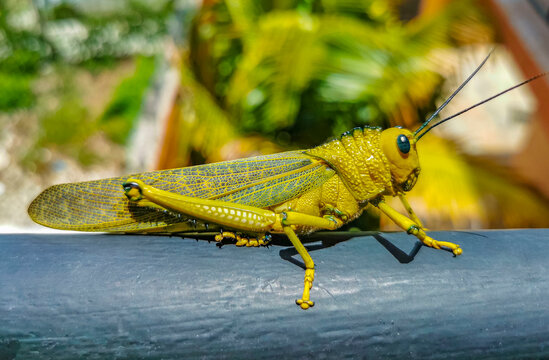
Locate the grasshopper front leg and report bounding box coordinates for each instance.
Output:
[123,179,341,309]
[375,196,462,256]
[398,193,424,229]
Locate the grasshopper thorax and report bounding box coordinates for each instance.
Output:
[380,127,420,192]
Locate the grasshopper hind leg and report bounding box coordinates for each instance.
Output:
[123,179,341,310]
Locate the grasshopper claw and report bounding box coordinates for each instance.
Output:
[422,235,462,256]
[296,299,314,309]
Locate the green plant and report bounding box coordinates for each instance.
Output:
[0,72,34,110]
[99,56,156,144]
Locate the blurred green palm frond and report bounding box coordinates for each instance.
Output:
[190,0,493,147]
[175,65,238,164]
[99,56,156,145]
[227,12,326,132]
[162,59,284,167]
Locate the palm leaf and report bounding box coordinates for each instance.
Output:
[227,11,325,132]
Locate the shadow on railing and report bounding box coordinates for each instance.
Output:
[279,232,423,270]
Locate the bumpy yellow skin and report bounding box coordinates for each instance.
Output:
[28,126,461,310]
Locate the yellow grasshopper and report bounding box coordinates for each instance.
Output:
[28,54,545,309]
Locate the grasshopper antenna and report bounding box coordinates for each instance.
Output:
[416,72,547,140]
[414,48,494,137]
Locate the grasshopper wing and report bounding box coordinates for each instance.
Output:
[28,151,335,232]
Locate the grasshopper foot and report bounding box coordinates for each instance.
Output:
[295,268,315,310]
[215,232,272,247]
[234,234,253,247]
[422,235,462,256]
[215,231,237,247]
[296,299,314,310]
[215,231,236,242]
[238,234,272,247]
[214,232,253,247]
[406,225,462,256]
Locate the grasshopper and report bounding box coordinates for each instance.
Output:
[28,53,545,309]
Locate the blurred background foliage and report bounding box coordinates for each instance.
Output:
[99,56,156,145]
[1,0,549,230]
[189,0,491,146]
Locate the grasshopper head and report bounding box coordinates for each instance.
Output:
[380,127,420,192]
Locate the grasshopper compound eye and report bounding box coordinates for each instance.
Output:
[397,134,410,154]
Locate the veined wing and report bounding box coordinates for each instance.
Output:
[28,151,335,232]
